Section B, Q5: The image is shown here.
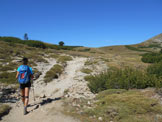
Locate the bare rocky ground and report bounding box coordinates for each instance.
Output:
[1,56,107,122]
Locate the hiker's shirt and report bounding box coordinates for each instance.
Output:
[17,65,33,82]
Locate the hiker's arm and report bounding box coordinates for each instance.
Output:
[16,71,19,79]
[30,74,34,79]
[29,67,34,80]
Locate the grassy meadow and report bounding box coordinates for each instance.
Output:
[1,35,162,121]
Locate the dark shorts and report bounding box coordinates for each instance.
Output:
[19,82,31,89]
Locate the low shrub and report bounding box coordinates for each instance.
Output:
[125,45,150,52]
[49,54,59,59]
[0,36,82,50]
[24,40,46,49]
[57,56,72,64]
[141,52,162,63]
[81,68,92,74]
[84,60,98,66]
[24,53,48,63]
[84,75,93,81]
[147,62,162,78]
[84,89,162,122]
[0,72,17,84]
[78,48,91,52]
[138,44,161,48]
[0,104,11,119]
[0,62,18,71]
[85,67,162,93]
[44,64,63,83]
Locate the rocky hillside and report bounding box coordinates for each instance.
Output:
[0,40,108,121]
[142,33,162,46]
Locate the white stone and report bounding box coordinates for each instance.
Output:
[98,117,103,121]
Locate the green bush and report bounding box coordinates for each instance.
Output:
[84,89,162,122]
[138,44,161,48]
[49,54,59,59]
[141,53,162,63]
[44,64,63,83]
[81,68,92,74]
[57,56,72,64]
[24,40,47,49]
[0,72,17,84]
[147,62,162,78]
[0,104,11,119]
[85,67,161,93]
[0,62,18,71]
[0,37,47,49]
[78,48,90,52]
[0,36,82,50]
[0,37,22,43]
[125,45,150,52]
[84,60,98,65]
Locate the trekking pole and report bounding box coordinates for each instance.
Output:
[31,79,36,102]
[16,87,21,107]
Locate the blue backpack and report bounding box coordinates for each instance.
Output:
[18,65,31,84]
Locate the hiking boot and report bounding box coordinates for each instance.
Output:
[24,107,28,115]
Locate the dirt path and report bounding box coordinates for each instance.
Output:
[1,57,88,122]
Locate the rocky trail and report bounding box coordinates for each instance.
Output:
[1,57,95,122]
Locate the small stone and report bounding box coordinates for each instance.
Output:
[87,101,91,105]
[98,117,103,121]
[40,94,46,98]
[65,94,70,98]
[77,104,81,107]
[72,103,76,107]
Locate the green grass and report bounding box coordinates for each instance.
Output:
[155,88,162,96]
[141,52,162,63]
[81,68,93,74]
[44,64,64,83]
[0,62,18,71]
[139,44,161,48]
[125,45,151,52]
[89,90,162,122]
[57,56,73,64]
[24,53,48,63]
[0,72,17,84]
[48,54,59,59]
[78,48,91,52]
[64,89,162,122]
[85,60,98,66]
[100,58,110,62]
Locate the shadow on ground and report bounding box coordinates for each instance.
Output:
[0,88,19,103]
[28,97,62,113]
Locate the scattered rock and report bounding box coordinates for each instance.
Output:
[155,114,162,122]
[40,94,46,98]
[34,72,42,80]
[87,101,91,105]
[65,94,70,98]
[98,117,103,121]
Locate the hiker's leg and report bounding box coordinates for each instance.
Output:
[24,87,30,107]
[21,89,25,105]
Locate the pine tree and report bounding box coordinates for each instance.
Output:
[24,33,28,40]
[59,41,64,46]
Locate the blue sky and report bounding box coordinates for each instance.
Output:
[0,0,162,47]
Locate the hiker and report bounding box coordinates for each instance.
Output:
[16,57,34,115]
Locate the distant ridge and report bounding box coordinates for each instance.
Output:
[141,33,162,46]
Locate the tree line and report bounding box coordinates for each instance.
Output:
[0,34,81,50]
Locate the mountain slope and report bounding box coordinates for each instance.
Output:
[142,33,162,45]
